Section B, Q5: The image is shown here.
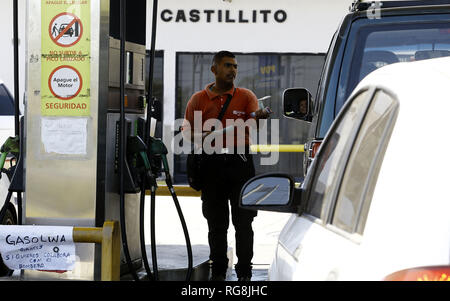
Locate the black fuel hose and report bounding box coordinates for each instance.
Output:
[149,185,159,280]
[141,166,192,281]
[119,187,138,281]
[144,0,160,281]
[139,177,154,281]
[16,193,22,225]
[163,166,193,281]
[119,0,139,281]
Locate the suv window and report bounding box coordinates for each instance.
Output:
[0,84,15,116]
[338,21,450,115]
[318,16,450,139]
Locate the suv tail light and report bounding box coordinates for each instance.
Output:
[310,141,322,159]
[303,140,323,177]
[383,266,450,281]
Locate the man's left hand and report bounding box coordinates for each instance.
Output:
[255,107,272,120]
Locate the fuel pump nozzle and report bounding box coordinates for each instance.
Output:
[127,135,157,190]
[147,137,171,185]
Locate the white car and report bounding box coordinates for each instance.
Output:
[0,81,18,225]
[240,56,450,281]
[0,81,18,275]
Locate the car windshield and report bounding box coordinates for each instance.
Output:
[338,22,450,112]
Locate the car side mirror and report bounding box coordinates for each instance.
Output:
[282,88,313,122]
[239,173,304,213]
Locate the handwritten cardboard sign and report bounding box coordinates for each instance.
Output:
[0,226,76,271]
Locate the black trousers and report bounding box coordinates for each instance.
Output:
[200,153,257,278]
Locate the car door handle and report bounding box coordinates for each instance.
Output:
[293,245,302,261]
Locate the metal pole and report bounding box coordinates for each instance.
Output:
[73,221,121,281]
[13,0,20,136]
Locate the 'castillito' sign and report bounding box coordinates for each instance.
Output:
[161,9,288,23]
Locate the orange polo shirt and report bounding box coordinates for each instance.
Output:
[183,82,259,148]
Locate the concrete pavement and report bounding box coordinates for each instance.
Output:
[145,195,292,280]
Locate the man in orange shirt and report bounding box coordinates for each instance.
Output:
[183,51,270,281]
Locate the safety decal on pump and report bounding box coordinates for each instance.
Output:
[41,0,90,117]
[49,12,83,48]
[48,65,83,101]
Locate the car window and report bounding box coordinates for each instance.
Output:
[331,90,399,234]
[306,89,372,219]
[0,84,15,116]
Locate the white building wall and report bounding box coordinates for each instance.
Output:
[146,0,350,53]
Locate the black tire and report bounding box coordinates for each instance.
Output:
[1,206,17,225]
[0,206,17,276]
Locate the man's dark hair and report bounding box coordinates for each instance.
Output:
[212,50,235,66]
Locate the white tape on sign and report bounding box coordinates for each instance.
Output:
[0,226,76,271]
[41,117,88,155]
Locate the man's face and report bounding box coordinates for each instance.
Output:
[299,99,308,115]
[212,56,238,85]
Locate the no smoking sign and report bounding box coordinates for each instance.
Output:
[48,65,82,100]
[49,12,83,47]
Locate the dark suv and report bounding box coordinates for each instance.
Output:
[283,0,450,176]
